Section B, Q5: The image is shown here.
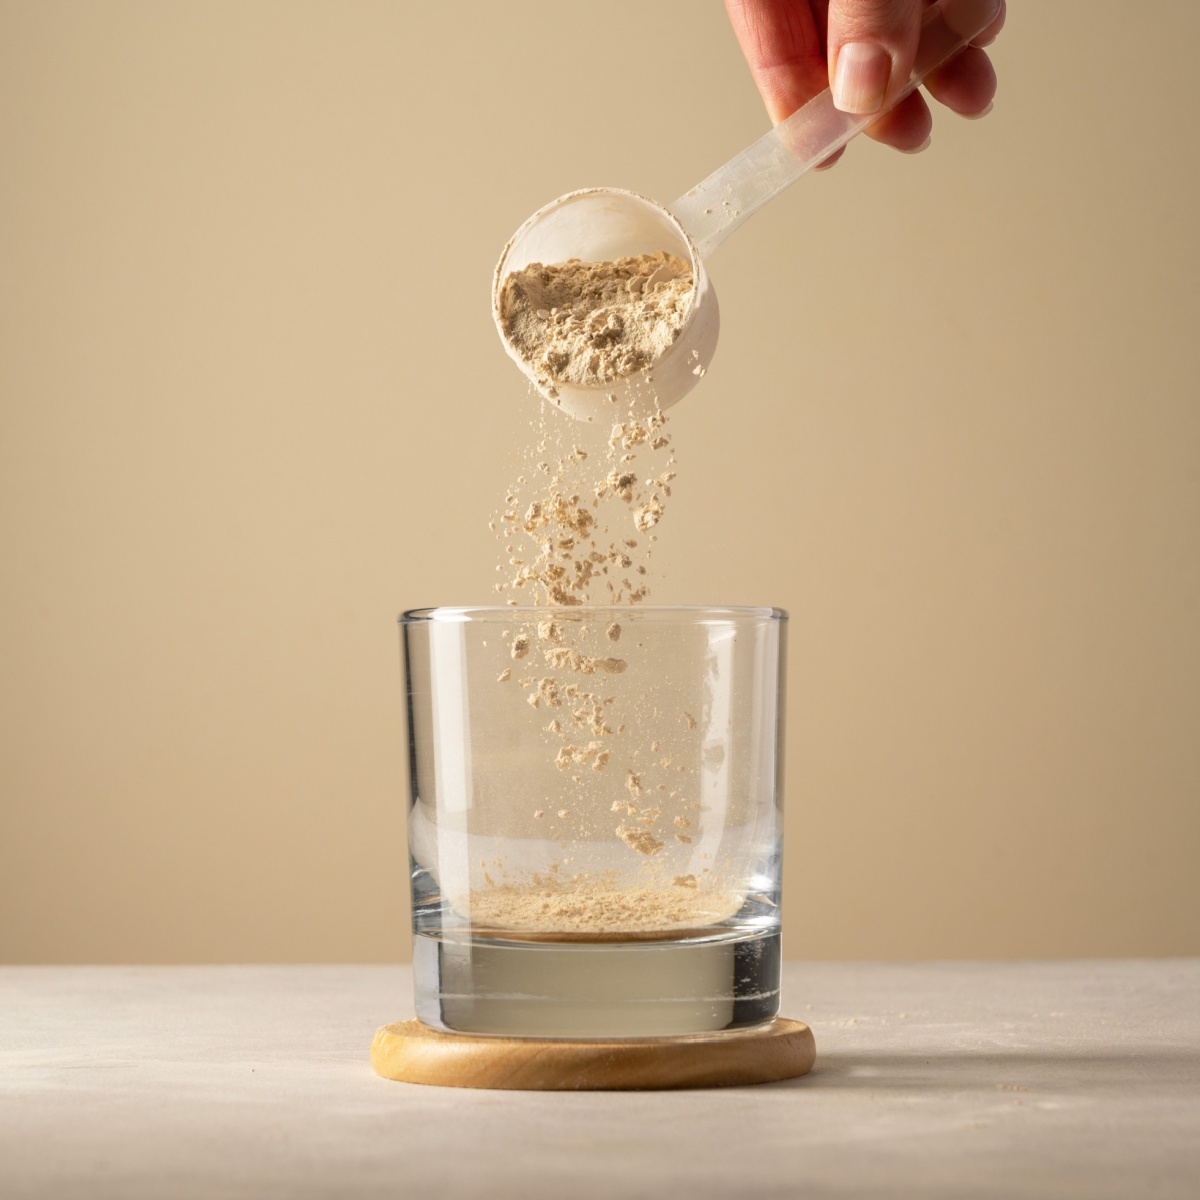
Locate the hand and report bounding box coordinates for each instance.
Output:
[725,0,1004,159]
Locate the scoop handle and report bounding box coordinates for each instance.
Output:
[670,0,1001,258]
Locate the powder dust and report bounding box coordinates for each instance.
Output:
[469,877,742,936]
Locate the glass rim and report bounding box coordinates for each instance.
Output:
[399,604,787,624]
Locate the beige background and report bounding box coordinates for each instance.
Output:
[2,1,1197,964]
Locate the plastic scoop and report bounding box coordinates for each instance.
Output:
[493,0,1001,421]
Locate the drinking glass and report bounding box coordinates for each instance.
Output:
[402,605,786,1038]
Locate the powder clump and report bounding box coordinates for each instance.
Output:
[616,824,665,857]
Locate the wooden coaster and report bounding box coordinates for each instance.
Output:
[370,1018,815,1091]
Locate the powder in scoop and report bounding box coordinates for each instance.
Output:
[499,251,694,396]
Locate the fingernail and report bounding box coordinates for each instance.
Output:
[832,42,892,114]
[900,135,931,155]
[964,101,994,120]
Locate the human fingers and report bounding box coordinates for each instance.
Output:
[861,89,933,151]
[971,0,1005,47]
[827,0,924,114]
[922,44,997,117]
[724,0,830,126]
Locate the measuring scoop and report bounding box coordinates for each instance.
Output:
[492,0,1001,421]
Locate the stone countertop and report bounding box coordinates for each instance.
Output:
[2,961,1198,1199]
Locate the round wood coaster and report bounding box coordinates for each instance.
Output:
[370,1018,815,1091]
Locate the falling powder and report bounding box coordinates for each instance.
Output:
[472,250,733,937]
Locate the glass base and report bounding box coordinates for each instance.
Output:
[413,929,780,1039]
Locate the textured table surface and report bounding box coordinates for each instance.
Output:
[2,961,1198,1199]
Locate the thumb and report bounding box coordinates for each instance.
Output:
[828,0,923,114]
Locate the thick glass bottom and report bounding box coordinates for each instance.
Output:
[413,928,780,1039]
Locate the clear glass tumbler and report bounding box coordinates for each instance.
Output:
[402,605,786,1038]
